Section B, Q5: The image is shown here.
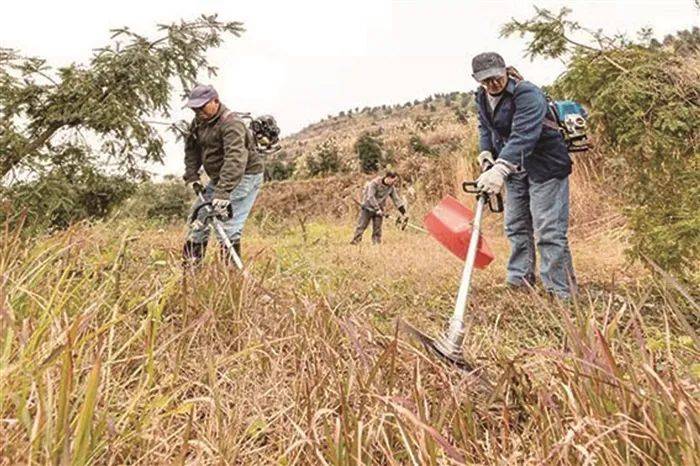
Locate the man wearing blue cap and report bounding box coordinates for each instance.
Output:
[471,52,576,299]
[182,84,264,267]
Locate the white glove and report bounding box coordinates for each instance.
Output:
[476,160,515,194]
[477,151,495,172]
[375,209,384,217]
[212,198,231,216]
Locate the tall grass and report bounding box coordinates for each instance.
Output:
[1,213,697,464]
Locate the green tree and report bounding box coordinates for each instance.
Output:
[1,165,136,231]
[0,15,243,181]
[265,158,295,181]
[502,7,700,281]
[354,133,383,173]
[307,139,343,176]
[119,179,193,222]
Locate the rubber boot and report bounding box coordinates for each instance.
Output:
[182,240,207,268]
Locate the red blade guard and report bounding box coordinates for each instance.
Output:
[423,195,495,269]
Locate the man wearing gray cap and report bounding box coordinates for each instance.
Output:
[471,52,576,299]
[181,84,264,267]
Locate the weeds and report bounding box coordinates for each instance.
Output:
[1,211,698,464]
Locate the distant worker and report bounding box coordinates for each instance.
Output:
[471,52,577,299]
[181,84,264,267]
[350,171,407,245]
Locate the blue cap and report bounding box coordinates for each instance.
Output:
[184,84,218,108]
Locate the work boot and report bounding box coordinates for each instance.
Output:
[182,240,207,268]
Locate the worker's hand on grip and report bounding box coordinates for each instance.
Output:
[212,198,231,217]
[476,160,514,195]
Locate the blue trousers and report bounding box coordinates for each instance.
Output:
[504,172,577,299]
[187,173,263,244]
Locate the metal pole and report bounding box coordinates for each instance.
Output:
[442,194,486,347]
[195,192,245,271]
[405,223,428,234]
[210,219,244,270]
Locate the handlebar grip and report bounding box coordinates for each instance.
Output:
[490,193,504,213]
[462,179,504,213]
[192,182,204,195]
[189,201,213,223]
[462,181,480,194]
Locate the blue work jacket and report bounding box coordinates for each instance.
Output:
[476,78,571,182]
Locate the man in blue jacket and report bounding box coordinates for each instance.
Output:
[472,52,576,299]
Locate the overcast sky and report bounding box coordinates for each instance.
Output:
[3,0,698,176]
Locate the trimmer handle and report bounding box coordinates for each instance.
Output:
[462,181,504,214]
[462,181,480,194]
[192,182,205,196]
[189,195,233,223]
[395,215,408,231]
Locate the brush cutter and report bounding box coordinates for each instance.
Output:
[188,184,244,270]
[401,182,503,371]
[388,212,427,234]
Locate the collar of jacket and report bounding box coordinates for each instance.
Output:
[502,77,517,95]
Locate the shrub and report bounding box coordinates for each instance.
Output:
[307,139,343,176]
[1,167,136,232]
[118,180,193,222]
[414,115,436,131]
[454,108,470,124]
[354,133,384,173]
[265,159,295,181]
[502,9,700,282]
[409,134,435,156]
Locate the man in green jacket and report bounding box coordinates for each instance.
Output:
[182,84,264,266]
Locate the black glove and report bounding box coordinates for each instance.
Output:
[398,205,407,216]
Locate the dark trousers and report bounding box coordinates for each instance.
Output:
[351,208,383,244]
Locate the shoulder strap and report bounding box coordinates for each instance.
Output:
[221,109,235,122]
[512,81,562,131]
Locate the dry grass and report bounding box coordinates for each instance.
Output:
[1,199,698,464]
[1,96,697,464]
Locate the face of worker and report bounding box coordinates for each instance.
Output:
[384,176,398,186]
[481,73,508,95]
[194,99,220,120]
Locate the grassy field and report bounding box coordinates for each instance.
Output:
[2,198,698,464]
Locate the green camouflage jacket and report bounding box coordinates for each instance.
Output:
[183,104,263,200]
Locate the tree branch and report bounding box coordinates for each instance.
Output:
[1,123,62,178]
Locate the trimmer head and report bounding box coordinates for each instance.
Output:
[400,320,474,372]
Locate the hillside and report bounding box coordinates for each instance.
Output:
[269,92,474,179]
[256,90,613,243]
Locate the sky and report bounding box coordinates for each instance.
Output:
[2,0,698,177]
